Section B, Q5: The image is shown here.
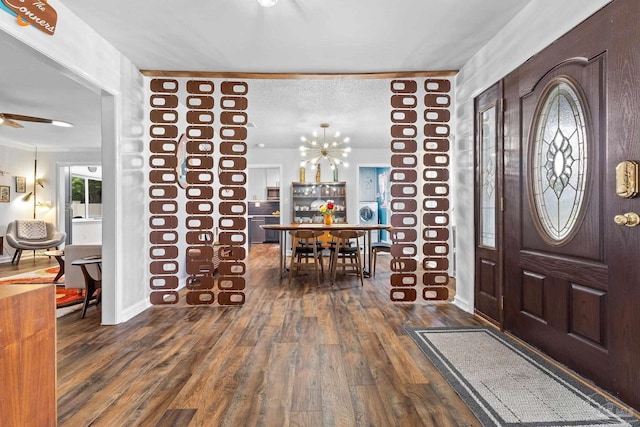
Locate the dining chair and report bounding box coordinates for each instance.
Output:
[371,241,391,277]
[329,230,365,286]
[288,230,325,286]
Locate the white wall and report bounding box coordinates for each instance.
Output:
[453,0,612,312]
[0,4,147,324]
[0,145,42,262]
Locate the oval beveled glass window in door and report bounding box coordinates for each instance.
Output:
[531,78,588,244]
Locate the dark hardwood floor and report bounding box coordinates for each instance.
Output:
[6,245,485,426]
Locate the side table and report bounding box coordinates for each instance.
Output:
[71,257,102,318]
[43,249,65,283]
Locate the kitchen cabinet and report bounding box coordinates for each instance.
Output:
[249,217,266,243]
[264,216,281,243]
[266,168,279,187]
[291,182,347,224]
[248,168,266,201]
[248,167,280,200]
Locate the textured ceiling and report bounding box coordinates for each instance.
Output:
[0,0,532,151]
[58,0,532,74]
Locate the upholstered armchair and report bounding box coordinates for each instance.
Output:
[5,220,66,265]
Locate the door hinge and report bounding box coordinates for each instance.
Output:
[500,98,505,112]
[500,296,505,310]
[500,197,505,212]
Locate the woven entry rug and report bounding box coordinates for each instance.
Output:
[0,267,84,309]
[405,326,639,427]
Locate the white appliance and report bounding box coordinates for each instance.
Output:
[359,202,379,245]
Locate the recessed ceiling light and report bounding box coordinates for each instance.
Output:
[257,143,265,148]
[257,0,278,7]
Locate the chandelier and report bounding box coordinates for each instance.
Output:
[299,123,351,170]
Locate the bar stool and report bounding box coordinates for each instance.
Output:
[329,230,365,286]
[371,242,391,277]
[289,230,325,286]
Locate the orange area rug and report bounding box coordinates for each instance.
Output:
[0,267,84,308]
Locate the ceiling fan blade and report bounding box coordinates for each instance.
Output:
[0,115,23,128]
[2,113,52,124]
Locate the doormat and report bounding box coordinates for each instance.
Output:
[405,326,639,427]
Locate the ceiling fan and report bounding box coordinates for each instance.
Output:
[0,113,73,128]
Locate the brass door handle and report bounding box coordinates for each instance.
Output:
[614,212,640,227]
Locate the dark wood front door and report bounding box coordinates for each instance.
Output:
[474,82,503,325]
[503,0,640,409]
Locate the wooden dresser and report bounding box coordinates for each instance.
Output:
[0,284,56,426]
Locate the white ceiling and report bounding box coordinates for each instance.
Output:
[0,0,532,151]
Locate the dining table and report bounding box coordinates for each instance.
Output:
[260,223,392,279]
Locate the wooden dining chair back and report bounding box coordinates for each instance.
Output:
[371,241,391,277]
[288,230,325,286]
[329,230,366,286]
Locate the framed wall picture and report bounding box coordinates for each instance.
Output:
[0,185,9,202]
[15,176,26,193]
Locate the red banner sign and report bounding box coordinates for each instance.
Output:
[2,0,57,35]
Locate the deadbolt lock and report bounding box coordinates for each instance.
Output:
[614,212,640,227]
[615,161,639,198]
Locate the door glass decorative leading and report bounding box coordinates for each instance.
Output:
[531,78,588,243]
[480,106,497,248]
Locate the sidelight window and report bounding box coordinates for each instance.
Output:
[479,106,497,248]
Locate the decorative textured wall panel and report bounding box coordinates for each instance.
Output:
[149,78,181,305]
[422,79,451,301]
[217,81,248,306]
[184,80,216,305]
[147,78,248,306]
[389,80,419,302]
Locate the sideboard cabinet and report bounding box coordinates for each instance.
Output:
[291,182,347,224]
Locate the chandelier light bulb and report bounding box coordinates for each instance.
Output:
[301,136,307,142]
[343,137,350,143]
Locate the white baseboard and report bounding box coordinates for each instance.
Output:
[116,298,151,325]
[453,295,472,313]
